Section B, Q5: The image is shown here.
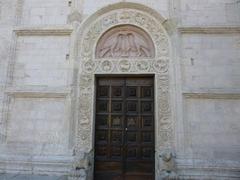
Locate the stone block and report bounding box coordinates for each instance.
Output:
[184,98,240,161]
[22,0,70,25]
[182,34,240,90]
[13,36,70,87]
[6,97,69,155]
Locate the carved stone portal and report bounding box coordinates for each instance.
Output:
[76,7,174,179]
[96,25,155,58]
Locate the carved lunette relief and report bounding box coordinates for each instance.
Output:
[96,25,154,58]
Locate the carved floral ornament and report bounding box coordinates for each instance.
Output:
[77,9,173,152]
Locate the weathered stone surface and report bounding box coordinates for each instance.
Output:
[13,36,70,86]
[0,173,67,180]
[0,0,239,179]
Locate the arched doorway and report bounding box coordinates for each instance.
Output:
[74,2,174,179]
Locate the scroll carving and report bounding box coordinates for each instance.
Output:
[96,25,155,58]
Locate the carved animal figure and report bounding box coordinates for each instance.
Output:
[99,32,151,58]
[159,150,179,180]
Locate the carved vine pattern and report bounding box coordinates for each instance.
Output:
[77,10,172,155]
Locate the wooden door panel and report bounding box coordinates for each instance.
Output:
[111,130,123,144]
[124,175,153,180]
[126,116,138,129]
[95,77,154,180]
[125,161,154,173]
[112,86,124,97]
[111,116,123,128]
[96,115,108,128]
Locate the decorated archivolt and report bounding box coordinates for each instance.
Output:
[76,9,173,153]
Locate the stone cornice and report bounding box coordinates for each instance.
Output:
[176,158,240,170]
[183,89,240,99]
[178,26,240,34]
[5,86,71,98]
[13,25,74,36]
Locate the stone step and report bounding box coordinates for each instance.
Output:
[0,174,68,180]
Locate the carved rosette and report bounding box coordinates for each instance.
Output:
[136,60,150,72]
[83,61,96,73]
[118,60,131,72]
[77,9,172,153]
[101,60,113,72]
[153,57,169,74]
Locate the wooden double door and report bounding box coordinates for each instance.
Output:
[94,77,155,180]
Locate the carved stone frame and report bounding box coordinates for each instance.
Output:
[75,4,173,178]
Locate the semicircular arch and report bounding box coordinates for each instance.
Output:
[74,3,174,177]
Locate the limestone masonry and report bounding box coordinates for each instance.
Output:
[0,0,240,179]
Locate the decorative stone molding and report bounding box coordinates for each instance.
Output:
[182,89,240,99]
[77,8,172,148]
[183,92,240,99]
[178,26,240,34]
[13,26,73,36]
[74,3,174,178]
[5,86,70,98]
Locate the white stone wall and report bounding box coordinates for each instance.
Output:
[178,1,240,178]
[184,98,240,160]
[181,34,240,90]
[7,97,69,155]
[181,0,240,26]
[0,0,73,175]
[0,0,18,124]
[0,0,239,178]
[21,0,70,26]
[13,35,70,86]
[82,0,169,18]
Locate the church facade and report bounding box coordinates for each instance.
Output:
[0,0,240,179]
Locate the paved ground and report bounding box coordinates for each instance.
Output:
[0,174,68,180]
